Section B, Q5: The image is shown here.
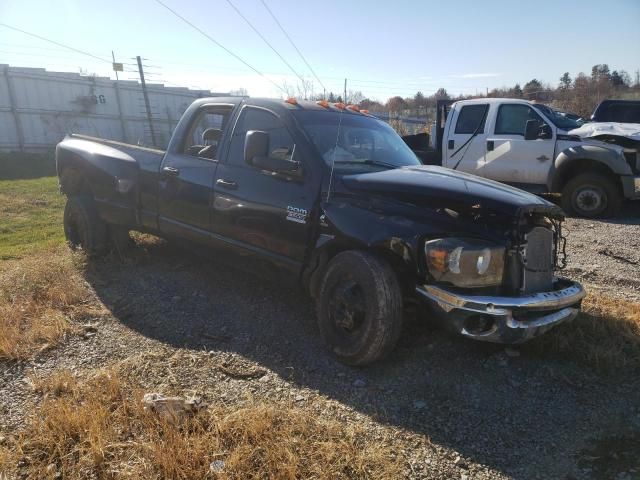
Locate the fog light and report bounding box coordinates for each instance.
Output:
[463,315,495,335]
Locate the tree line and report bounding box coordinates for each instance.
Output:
[314,64,639,121]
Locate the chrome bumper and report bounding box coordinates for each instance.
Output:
[415,278,586,344]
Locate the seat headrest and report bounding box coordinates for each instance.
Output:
[203,128,222,142]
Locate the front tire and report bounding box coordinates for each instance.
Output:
[561,173,622,218]
[63,196,108,256]
[316,251,403,366]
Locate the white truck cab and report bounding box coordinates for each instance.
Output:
[432,98,640,218]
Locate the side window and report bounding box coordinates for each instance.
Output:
[183,106,233,159]
[454,104,488,134]
[227,107,296,166]
[495,104,544,136]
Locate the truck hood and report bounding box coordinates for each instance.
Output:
[340,165,563,218]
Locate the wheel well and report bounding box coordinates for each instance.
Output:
[59,168,92,197]
[554,159,621,193]
[304,242,414,299]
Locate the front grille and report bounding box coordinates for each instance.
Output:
[521,227,554,294]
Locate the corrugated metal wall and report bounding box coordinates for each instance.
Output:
[0,64,226,152]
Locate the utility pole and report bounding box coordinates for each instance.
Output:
[137,55,157,148]
[112,51,128,143]
[344,78,347,104]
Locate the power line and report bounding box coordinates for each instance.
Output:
[259,0,326,94]
[0,23,111,64]
[152,0,287,95]
[224,0,306,86]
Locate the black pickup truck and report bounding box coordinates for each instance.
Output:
[56,97,586,365]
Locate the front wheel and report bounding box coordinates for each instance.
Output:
[316,251,404,366]
[561,173,622,218]
[63,195,108,256]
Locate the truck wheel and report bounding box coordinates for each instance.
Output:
[561,173,622,218]
[108,225,134,254]
[316,251,403,366]
[63,196,108,256]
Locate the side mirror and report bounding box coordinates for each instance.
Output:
[244,130,300,175]
[524,120,540,140]
[244,130,270,165]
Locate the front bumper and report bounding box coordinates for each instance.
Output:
[621,175,640,200]
[416,278,586,344]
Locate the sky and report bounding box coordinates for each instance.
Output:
[1,0,639,101]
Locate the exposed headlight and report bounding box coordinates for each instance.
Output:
[424,238,505,288]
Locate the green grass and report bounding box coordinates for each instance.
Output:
[0,177,65,260]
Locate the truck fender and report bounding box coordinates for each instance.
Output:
[304,202,418,298]
[548,144,632,192]
[56,137,139,225]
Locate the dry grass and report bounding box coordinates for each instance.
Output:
[529,291,640,370]
[3,370,402,479]
[0,247,90,360]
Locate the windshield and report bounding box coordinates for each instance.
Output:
[533,104,582,130]
[293,110,421,173]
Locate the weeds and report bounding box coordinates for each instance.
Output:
[5,370,401,479]
[0,248,90,360]
[528,291,640,370]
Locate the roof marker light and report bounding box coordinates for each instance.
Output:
[346,104,360,112]
[285,97,298,105]
[333,102,346,110]
[316,100,330,108]
[360,109,370,114]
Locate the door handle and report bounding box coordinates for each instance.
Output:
[162,166,180,176]
[536,155,550,161]
[487,140,494,151]
[216,178,238,190]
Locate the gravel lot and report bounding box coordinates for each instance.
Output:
[2,206,640,479]
[564,203,640,302]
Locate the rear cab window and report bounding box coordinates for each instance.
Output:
[183,105,234,159]
[454,104,488,134]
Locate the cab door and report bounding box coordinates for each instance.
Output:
[443,103,489,175]
[211,106,316,265]
[482,103,555,187]
[157,104,233,241]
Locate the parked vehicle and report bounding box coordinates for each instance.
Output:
[56,97,586,365]
[414,98,640,218]
[591,99,640,124]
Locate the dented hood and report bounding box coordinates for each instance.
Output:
[340,166,563,218]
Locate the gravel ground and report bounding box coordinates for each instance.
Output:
[563,203,640,302]
[2,207,640,479]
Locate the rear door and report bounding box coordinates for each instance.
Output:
[443,103,489,175]
[211,106,316,265]
[482,103,555,186]
[158,104,234,241]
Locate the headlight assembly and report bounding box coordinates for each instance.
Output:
[425,238,505,288]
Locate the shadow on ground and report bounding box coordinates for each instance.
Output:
[85,238,640,480]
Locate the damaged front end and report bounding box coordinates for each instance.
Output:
[416,207,586,344]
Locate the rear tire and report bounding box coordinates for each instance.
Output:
[561,173,622,218]
[316,250,403,366]
[63,196,108,256]
[108,224,134,254]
